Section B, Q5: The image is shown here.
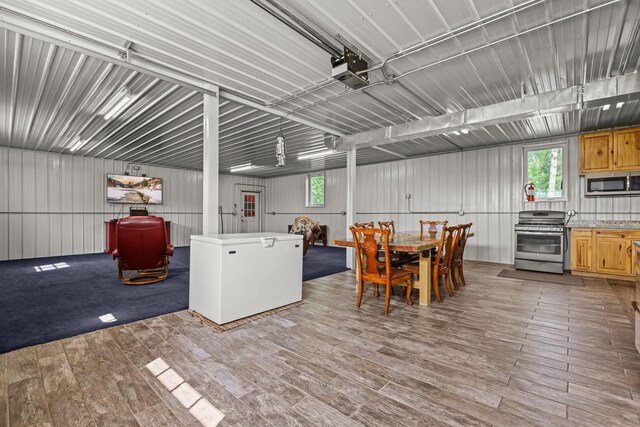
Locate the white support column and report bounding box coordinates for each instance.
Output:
[202,83,219,235]
[346,147,356,268]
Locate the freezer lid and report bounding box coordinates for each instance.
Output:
[191,232,303,245]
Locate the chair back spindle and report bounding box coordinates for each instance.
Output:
[377,221,396,239]
[354,222,375,229]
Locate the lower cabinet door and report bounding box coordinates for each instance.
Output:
[571,235,592,271]
[595,238,632,275]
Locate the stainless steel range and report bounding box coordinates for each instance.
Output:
[515,210,565,274]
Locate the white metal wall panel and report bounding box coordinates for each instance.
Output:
[0,146,208,260]
[265,135,640,266]
[264,169,347,245]
[218,174,267,234]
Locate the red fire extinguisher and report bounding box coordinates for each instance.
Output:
[524,183,535,202]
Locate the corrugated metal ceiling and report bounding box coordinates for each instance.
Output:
[0,28,340,176]
[0,0,639,176]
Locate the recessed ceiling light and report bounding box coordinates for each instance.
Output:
[297,149,334,160]
[616,102,624,109]
[100,87,135,120]
[68,136,88,152]
[461,129,469,134]
[602,104,610,111]
[452,131,460,136]
[230,163,253,173]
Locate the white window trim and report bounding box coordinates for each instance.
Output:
[305,173,325,208]
[522,141,568,202]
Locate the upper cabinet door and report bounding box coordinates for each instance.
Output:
[614,128,640,171]
[580,131,613,175]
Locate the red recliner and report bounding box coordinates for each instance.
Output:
[112,216,174,285]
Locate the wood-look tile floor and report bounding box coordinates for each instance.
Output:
[2,261,640,426]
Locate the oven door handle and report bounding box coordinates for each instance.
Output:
[515,231,564,235]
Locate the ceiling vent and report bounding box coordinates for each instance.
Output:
[331,47,369,90]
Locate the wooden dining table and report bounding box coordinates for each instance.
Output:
[333,231,439,306]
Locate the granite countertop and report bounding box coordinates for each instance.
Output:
[568,220,640,230]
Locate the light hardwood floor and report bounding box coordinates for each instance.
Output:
[2,261,640,426]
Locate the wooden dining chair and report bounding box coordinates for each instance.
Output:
[378,220,416,268]
[353,221,384,297]
[452,223,473,288]
[402,225,458,303]
[377,221,396,238]
[350,226,413,315]
[351,222,375,241]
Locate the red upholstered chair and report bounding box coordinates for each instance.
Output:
[112,216,174,285]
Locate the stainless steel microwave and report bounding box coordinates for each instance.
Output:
[585,171,640,196]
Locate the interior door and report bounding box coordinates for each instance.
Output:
[240,191,262,233]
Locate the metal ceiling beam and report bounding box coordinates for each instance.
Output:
[334,73,640,150]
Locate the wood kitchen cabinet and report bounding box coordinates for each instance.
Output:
[580,131,613,174]
[570,230,592,271]
[579,127,640,175]
[614,128,640,170]
[571,228,640,278]
[594,236,632,275]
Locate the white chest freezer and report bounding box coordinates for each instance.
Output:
[189,232,303,324]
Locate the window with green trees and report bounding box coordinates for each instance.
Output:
[524,143,566,200]
[306,173,325,207]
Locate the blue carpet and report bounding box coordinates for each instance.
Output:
[303,245,348,281]
[0,244,347,354]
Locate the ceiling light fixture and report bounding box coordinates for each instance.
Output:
[68,136,88,152]
[298,149,335,160]
[602,104,610,111]
[461,129,469,134]
[452,131,461,136]
[100,87,134,120]
[276,118,286,168]
[616,101,624,109]
[230,163,253,173]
